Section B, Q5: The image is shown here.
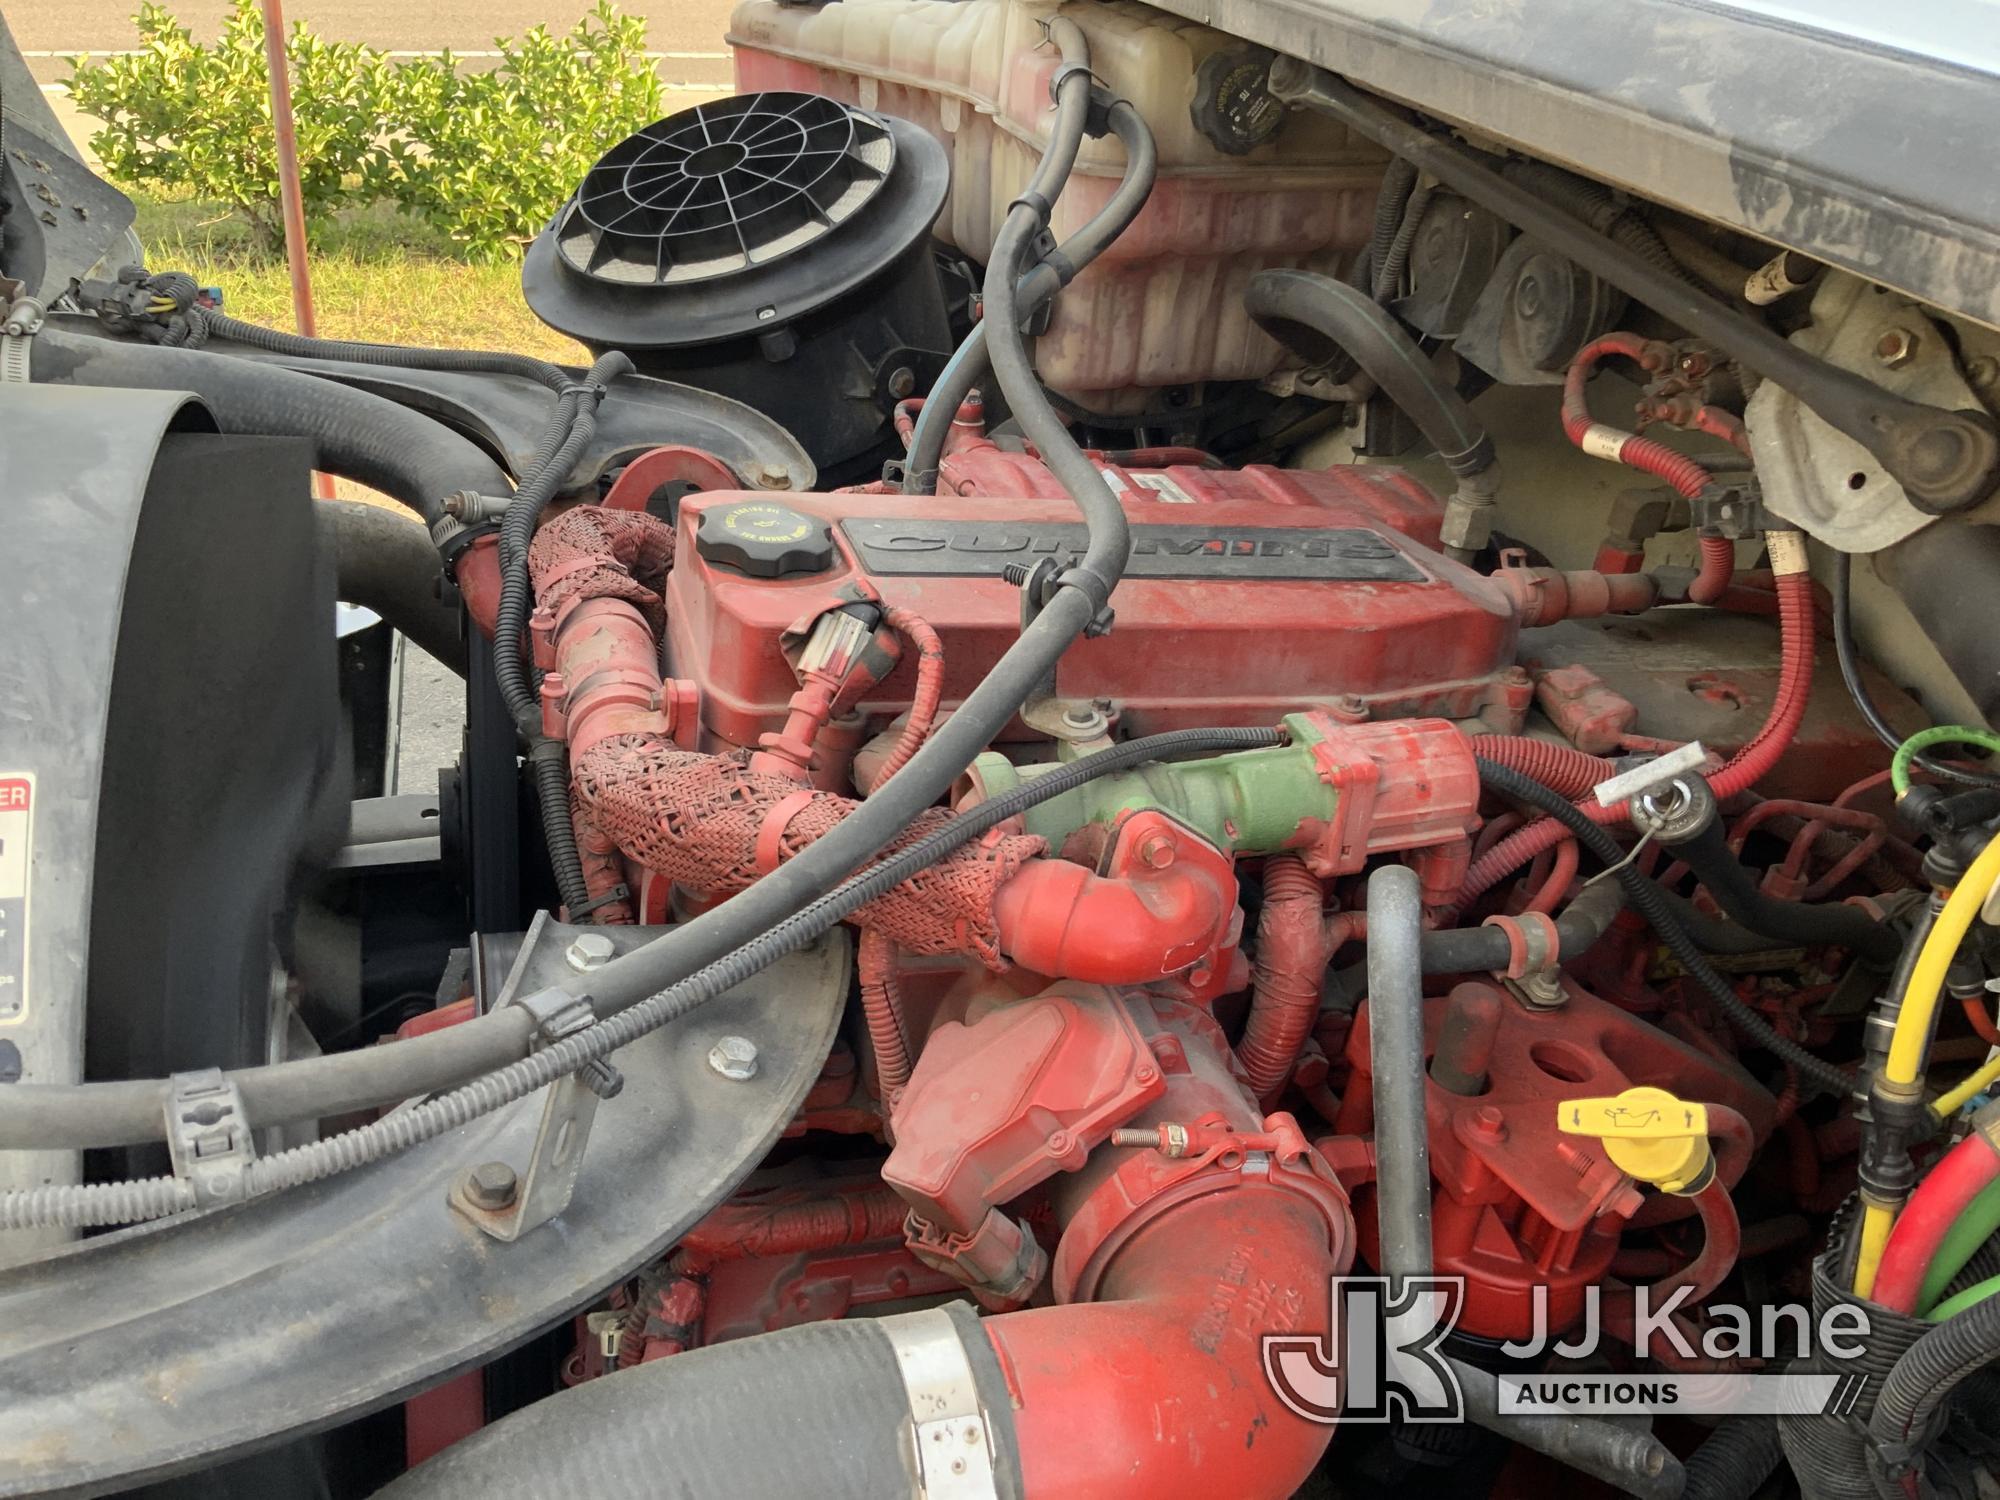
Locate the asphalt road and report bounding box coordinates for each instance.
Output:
[8,0,737,84]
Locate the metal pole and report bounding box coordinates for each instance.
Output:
[259,0,336,499]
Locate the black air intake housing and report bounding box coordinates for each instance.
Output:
[524,92,954,480]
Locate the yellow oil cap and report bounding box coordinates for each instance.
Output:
[1557,1086,1714,1195]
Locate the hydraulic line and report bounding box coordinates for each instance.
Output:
[0,726,1278,1224]
[1871,1126,2000,1314]
[1474,757,1853,1096]
[1832,552,2000,787]
[1852,825,2000,1297]
[1916,1177,2000,1313]
[1668,819,1902,964]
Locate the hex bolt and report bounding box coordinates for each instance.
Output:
[463,1160,519,1211]
[708,1035,760,1081]
[755,462,792,490]
[565,932,616,973]
[1136,832,1177,869]
[1876,327,1920,369]
[1061,703,1099,728]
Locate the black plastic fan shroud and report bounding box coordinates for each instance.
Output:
[557,91,896,287]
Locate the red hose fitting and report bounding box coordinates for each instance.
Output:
[1238,856,1334,1104]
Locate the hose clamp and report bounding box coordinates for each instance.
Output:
[882,1307,1001,1500]
[0,284,42,385]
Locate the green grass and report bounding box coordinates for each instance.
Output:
[129,187,585,360]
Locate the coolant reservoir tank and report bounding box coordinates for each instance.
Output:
[728,0,1390,408]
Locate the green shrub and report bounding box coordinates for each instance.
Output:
[68,0,394,252]
[68,0,664,261]
[379,4,665,261]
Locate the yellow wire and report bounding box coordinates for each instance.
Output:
[1934,1051,2000,1121]
[1884,829,2000,1086]
[1854,1201,1896,1300]
[1852,826,2000,1295]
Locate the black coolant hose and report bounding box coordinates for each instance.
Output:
[1244,268,1499,555]
[1364,866,1685,1500]
[27,327,508,527]
[902,78,1157,494]
[376,1303,1016,1500]
[0,726,1277,1212]
[318,499,466,673]
[1669,819,1903,964]
[1475,757,1855,1097]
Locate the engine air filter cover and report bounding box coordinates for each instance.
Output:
[527,93,954,477]
[556,92,895,292]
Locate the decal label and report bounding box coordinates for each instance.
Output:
[0,773,29,1024]
[842,520,1427,582]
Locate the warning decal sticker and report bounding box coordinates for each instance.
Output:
[0,774,31,1024]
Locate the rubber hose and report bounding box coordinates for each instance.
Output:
[0,728,1276,1215]
[1872,1133,2000,1314]
[1245,268,1496,479]
[1918,1176,2000,1313]
[377,1303,1020,1500]
[900,29,1125,495]
[1321,878,1628,1009]
[1668,820,1902,964]
[1868,1277,2000,1486]
[1364,866,1681,1499]
[1238,856,1332,1102]
[318,499,465,674]
[29,327,507,526]
[1474,757,1854,1096]
[1682,1416,1785,1500]
[188,307,572,395]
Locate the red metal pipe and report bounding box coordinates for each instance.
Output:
[986,1189,1339,1499]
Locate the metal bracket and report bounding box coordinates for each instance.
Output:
[451,1070,604,1243]
[165,1069,257,1208]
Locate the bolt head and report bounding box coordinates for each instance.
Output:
[887,365,917,399]
[708,1035,760,1081]
[464,1160,519,1210]
[565,932,616,972]
[755,462,792,490]
[1136,832,1176,869]
[1876,327,1920,369]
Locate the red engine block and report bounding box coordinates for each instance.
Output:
[661,463,1527,754]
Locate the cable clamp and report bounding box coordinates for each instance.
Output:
[1006,188,1053,224]
[1047,58,1105,105]
[165,1069,257,1209]
[569,883,632,921]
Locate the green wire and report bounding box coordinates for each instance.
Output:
[1930,1270,2000,1322]
[1918,1176,2000,1314]
[1893,724,2000,798]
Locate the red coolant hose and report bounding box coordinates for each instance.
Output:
[1460,536,1815,906]
[1870,1130,2000,1315]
